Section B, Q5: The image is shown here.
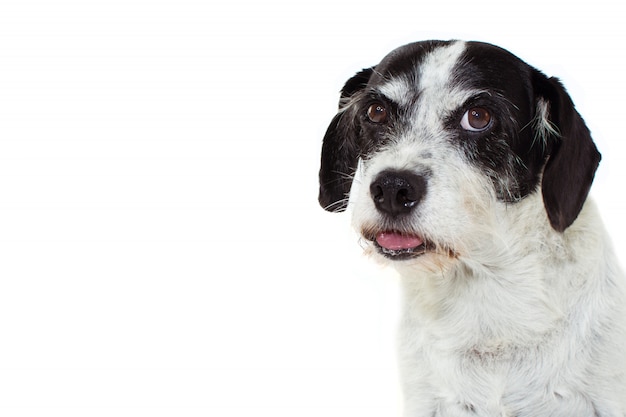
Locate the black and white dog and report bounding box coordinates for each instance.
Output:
[318,41,626,416]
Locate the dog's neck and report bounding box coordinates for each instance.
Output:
[396,194,609,353]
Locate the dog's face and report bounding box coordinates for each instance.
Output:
[319,40,600,266]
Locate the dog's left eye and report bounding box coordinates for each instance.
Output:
[367,103,388,123]
[461,107,492,131]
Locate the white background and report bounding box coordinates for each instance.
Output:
[1,0,625,416]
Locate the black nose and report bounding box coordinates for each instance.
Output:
[369,170,426,217]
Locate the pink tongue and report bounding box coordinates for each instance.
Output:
[375,232,423,250]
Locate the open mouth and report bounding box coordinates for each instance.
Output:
[370,230,429,260]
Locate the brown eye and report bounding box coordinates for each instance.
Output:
[461,107,491,131]
[367,103,388,123]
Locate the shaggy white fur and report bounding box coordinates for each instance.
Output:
[319,40,626,416]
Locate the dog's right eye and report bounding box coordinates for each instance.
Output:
[367,103,388,123]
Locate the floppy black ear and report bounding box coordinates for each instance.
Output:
[533,71,601,232]
[318,67,374,212]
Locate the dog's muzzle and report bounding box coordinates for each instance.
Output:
[367,170,430,259]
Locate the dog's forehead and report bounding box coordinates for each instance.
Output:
[374,41,466,103]
[371,40,530,107]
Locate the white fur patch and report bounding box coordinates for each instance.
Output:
[417,40,466,92]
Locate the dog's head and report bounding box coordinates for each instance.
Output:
[318,40,600,263]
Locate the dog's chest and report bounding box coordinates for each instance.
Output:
[400,330,599,416]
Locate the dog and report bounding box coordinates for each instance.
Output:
[318,40,626,416]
